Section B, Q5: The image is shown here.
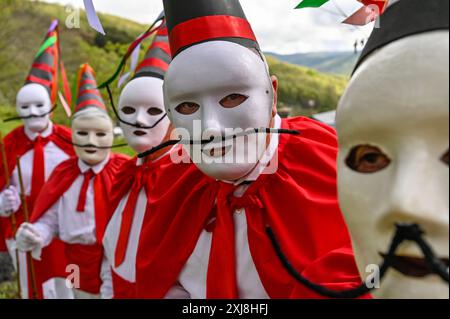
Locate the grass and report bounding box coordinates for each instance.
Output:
[0,277,19,299]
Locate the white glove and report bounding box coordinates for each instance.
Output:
[16,223,43,256]
[0,185,21,217]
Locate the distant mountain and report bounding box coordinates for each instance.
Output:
[265,51,361,76]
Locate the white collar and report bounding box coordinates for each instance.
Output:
[78,153,111,175]
[230,114,282,186]
[24,121,53,141]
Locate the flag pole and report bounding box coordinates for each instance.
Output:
[16,156,38,299]
[0,131,22,299]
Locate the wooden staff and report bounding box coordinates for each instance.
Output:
[0,131,22,299]
[16,157,38,299]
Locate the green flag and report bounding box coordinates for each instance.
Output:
[295,0,330,9]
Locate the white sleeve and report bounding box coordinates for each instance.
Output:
[164,283,191,299]
[0,188,10,215]
[33,203,59,248]
[100,254,113,299]
[0,189,6,215]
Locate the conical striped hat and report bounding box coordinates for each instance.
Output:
[74,63,106,114]
[133,20,171,80]
[25,20,60,104]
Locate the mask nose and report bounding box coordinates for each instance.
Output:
[87,132,97,146]
[378,151,448,236]
[201,104,223,143]
[135,107,149,128]
[29,104,41,116]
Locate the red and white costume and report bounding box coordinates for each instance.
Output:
[0,123,74,299]
[103,148,181,299]
[30,153,128,297]
[136,116,369,299]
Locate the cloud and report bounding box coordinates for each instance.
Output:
[41,0,374,53]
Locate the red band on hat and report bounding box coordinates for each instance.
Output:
[137,57,169,72]
[26,75,51,88]
[78,89,102,97]
[169,15,257,56]
[152,41,171,55]
[79,79,97,87]
[76,99,105,111]
[157,27,169,37]
[32,63,53,73]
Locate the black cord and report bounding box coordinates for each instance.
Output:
[55,132,128,150]
[137,128,301,158]
[3,105,58,122]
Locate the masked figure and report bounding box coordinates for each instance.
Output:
[135,0,367,299]
[101,19,184,299]
[0,20,74,299]
[337,0,449,299]
[15,64,129,299]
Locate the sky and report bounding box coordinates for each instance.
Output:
[41,0,374,54]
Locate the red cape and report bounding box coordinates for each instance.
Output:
[31,153,129,242]
[136,116,366,299]
[0,227,6,252]
[0,124,74,191]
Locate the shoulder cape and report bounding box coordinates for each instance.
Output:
[0,124,74,191]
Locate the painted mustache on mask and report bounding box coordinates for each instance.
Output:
[267,223,449,299]
[106,84,168,129]
[137,128,301,159]
[55,133,127,150]
[3,105,57,122]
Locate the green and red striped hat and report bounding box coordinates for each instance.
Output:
[74,63,106,114]
[163,0,260,58]
[133,20,171,80]
[25,20,61,105]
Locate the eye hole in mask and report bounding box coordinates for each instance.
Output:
[175,102,200,115]
[219,94,248,108]
[121,106,136,115]
[441,149,449,165]
[148,107,163,116]
[346,145,391,174]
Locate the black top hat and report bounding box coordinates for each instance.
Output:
[163,0,260,58]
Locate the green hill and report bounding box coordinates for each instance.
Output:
[0,0,348,125]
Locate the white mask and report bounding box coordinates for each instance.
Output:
[336,31,449,299]
[164,41,275,182]
[16,83,52,133]
[72,108,114,166]
[118,77,170,154]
